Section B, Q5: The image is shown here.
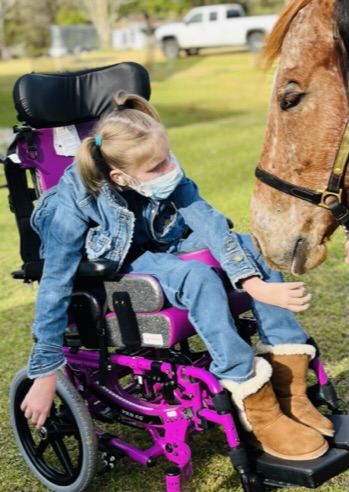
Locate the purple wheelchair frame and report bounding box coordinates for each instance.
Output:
[6,64,348,492]
[63,248,253,492]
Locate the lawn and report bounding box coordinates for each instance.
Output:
[0,49,348,492]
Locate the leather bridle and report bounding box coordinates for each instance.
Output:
[255,120,349,237]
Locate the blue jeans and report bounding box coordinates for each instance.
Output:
[121,233,308,382]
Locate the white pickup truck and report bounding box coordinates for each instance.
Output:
[155,3,278,59]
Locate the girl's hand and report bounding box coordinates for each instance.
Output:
[345,240,349,264]
[241,277,311,312]
[20,373,57,429]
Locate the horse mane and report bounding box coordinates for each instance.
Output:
[262,0,319,69]
[263,0,349,70]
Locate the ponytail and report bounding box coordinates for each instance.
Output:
[76,136,104,195]
[113,90,160,121]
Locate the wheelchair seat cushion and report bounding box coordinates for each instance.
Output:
[105,308,195,348]
[105,275,165,313]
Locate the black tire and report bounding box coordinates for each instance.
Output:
[247,32,265,53]
[162,38,180,59]
[9,367,98,492]
[185,48,200,56]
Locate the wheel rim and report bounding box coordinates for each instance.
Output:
[14,379,84,487]
[249,34,264,52]
[164,40,178,59]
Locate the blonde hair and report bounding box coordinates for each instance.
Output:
[76,90,168,195]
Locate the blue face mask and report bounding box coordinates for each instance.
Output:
[122,158,184,201]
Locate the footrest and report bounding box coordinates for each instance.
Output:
[328,414,349,450]
[256,447,349,488]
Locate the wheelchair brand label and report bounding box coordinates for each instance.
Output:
[120,408,163,425]
[54,125,81,156]
[142,333,164,346]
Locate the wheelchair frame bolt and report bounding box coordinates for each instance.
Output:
[38,427,48,440]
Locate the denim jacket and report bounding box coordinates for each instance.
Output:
[28,160,261,378]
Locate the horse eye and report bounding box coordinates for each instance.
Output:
[280,92,305,111]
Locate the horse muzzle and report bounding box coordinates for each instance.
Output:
[251,229,328,275]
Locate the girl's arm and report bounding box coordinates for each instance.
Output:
[345,240,349,264]
[241,276,312,312]
[172,169,311,311]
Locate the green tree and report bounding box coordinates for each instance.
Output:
[54,2,86,26]
[0,0,17,58]
[72,0,130,50]
[5,0,57,57]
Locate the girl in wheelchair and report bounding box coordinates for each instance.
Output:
[21,90,333,461]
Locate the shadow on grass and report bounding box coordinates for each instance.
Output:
[332,370,349,408]
[157,103,247,129]
[146,47,250,82]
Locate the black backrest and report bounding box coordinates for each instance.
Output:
[13,62,151,127]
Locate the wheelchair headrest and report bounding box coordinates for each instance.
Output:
[13,62,151,129]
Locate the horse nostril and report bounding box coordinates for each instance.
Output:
[293,237,305,256]
[291,236,309,275]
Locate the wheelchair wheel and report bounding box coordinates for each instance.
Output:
[9,367,97,492]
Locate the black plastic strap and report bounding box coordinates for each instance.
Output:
[4,154,41,263]
[212,391,233,414]
[328,200,349,233]
[69,292,100,348]
[255,167,322,205]
[13,125,38,159]
[112,291,141,350]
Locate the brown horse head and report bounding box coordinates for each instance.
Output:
[250,0,349,274]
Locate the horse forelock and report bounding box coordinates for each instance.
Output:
[262,0,314,69]
[262,0,349,70]
[263,0,349,73]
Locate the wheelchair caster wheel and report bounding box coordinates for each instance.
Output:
[9,367,98,492]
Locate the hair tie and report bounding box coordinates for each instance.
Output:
[117,103,128,111]
[95,135,102,147]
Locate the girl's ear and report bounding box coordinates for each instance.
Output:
[110,169,127,186]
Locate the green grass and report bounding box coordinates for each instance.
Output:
[0,49,348,492]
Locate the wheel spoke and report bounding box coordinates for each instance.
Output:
[50,437,76,477]
[34,439,50,458]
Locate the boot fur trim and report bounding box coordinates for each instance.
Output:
[256,341,316,360]
[220,357,272,431]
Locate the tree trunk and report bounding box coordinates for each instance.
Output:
[142,11,155,72]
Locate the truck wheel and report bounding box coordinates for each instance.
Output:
[247,32,265,53]
[162,38,180,59]
[185,48,200,56]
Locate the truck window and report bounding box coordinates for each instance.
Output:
[209,12,218,21]
[226,8,241,18]
[187,13,203,24]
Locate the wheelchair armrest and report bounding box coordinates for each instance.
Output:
[77,259,114,278]
[12,259,113,282]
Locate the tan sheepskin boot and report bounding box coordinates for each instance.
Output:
[221,357,328,460]
[256,342,334,437]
